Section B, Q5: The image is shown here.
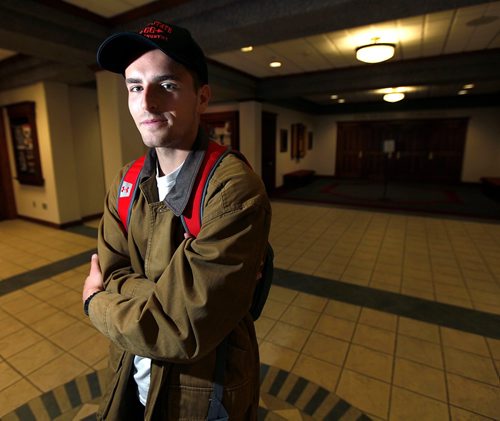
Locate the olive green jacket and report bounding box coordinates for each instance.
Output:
[88,131,271,420]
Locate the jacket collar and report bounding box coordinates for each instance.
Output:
[141,128,209,217]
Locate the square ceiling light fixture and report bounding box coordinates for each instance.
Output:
[356,38,395,63]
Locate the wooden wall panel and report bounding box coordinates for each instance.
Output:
[336,118,468,183]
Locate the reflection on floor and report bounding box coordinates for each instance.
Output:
[273,179,500,220]
[1,201,499,420]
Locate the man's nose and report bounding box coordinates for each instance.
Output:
[142,86,161,112]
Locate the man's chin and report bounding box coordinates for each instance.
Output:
[142,136,171,148]
[143,134,198,151]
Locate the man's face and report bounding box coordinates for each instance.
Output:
[125,49,210,150]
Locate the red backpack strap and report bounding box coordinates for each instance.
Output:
[117,155,146,232]
[181,141,233,237]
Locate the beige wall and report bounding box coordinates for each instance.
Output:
[0,82,106,225]
[314,107,500,183]
[69,86,105,217]
[206,102,318,186]
[3,84,492,225]
[263,104,317,187]
[461,108,500,181]
[96,71,144,189]
[205,102,263,173]
[208,102,500,186]
[1,83,61,223]
[44,82,81,223]
[239,101,262,175]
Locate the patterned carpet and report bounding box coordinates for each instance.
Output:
[3,364,372,420]
[273,179,500,220]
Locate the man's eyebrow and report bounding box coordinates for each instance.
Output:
[125,75,180,84]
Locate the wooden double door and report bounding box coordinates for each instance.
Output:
[336,118,468,183]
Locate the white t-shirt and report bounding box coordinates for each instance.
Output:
[133,161,183,406]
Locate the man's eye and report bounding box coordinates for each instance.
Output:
[161,82,177,91]
[129,85,143,92]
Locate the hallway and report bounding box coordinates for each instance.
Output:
[1,201,499,420]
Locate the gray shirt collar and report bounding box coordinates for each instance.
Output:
[140,128,209,217]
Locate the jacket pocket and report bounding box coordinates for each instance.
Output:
[165,379,256,421]
[166,384,212,420]
[163,341,258,420]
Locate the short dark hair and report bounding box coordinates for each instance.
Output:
[187,67,202,91]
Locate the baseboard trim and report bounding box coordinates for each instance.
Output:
[82,213,103,223]
[17,213,102,229]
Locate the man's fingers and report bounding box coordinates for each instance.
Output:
[89,253,101,275]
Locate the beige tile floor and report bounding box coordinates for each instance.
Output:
[1,202,500,420]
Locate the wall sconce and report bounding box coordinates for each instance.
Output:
[356,38,395,63]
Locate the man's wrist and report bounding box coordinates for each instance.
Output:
[83,290,103,316]
[83,287,102,302]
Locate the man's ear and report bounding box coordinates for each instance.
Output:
[198,84,211,113]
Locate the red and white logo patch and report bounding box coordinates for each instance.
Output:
[140,20,173,41]
[120,181,133,198]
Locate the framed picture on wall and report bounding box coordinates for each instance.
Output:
[200,111,240,150]
[291,123,306,161]
[6,101,44,186]
[280,129,288,152]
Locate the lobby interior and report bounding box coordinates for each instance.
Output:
[1,1,500,420]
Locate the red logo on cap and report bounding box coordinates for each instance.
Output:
[140,20,173,41]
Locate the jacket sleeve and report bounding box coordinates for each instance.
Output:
[89,156,271,362]
[96,167,156,299]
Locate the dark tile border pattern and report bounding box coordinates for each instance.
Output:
[2,222,498,419]
[273,269,500,340]
[1,224,499,339]
[2,365,371,420]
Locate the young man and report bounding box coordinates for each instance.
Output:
[82,20,271,420]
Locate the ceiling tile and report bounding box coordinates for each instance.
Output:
[62,0,156,17]
[15,0,499,105]
[0,48,16,61]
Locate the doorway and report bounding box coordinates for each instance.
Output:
[336,118,468,183]
[0,109,17,220]
[261,111,276,193]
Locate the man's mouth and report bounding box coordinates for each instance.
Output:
[141,118,168,126]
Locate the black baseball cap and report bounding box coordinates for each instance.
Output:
[97,20,208,84]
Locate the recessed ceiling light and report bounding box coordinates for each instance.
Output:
[330,94,338,100]
[269,61,282,68]
[381,87,406,103]
[338,98,345,103]
[383,92,405,103]
[241,46,253,52]
[463,83,474,89]
[458,90,468,95]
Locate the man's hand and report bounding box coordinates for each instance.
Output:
[82,253,104,302]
